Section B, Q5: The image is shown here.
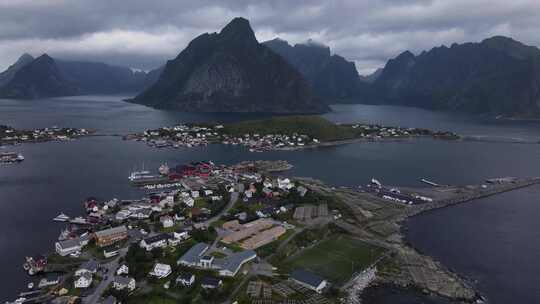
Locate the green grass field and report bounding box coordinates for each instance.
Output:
[281,235,385,285]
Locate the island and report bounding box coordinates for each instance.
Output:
[9,159,537,304]
[124,116,460,152]
[0,125,94,145]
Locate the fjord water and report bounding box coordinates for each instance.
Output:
[1,96,540,302]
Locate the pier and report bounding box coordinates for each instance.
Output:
[410,177,540,216]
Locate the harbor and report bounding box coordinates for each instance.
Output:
[0,151,24,164]
[6,152,539,304]
[2,98,540,304]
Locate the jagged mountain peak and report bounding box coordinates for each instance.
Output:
[132,17,328,113]
[16,53,34,65]
[219,17,257,44]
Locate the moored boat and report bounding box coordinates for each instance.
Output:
[53,213,70,222]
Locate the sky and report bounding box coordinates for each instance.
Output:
[1,0,540,75]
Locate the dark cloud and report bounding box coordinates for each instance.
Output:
[1,0,540,74]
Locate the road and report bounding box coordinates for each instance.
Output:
[83,247,128,304]
[202,192,239,226]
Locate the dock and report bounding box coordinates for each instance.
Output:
[410,177,540,216]
[420,178,440,187]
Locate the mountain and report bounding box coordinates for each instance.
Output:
[132,17,329,114]
[0,54,79,98]
[55,60,148,93]
[0,54,161,99]
[0,53,34,87]
[359,68,382,83]
[263,38,366,101]
[372,36,540,117]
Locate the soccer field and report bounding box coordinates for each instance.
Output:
[283,235,385,285]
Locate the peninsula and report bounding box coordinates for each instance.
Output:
[7,159,536,304]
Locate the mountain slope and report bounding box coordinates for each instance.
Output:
[372,36,540,117]
[0,53,34,87]
[264,38,366,101]
[0,54,161,99]
[132,17,329,114]
[56,60,148,93]
[0,54,79,98]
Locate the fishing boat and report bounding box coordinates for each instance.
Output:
[69,216,88,225]
[53,213,70,222]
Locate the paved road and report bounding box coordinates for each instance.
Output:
[83,247,128,304]
[203,192,238,226]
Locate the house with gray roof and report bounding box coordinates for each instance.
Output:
[215,250,257,277]
[177,243,209,266]
[112,276,136,291]
[290,269,327,293]
[55,238,82,256]
[177,243,256,277]
[75,259,99,276]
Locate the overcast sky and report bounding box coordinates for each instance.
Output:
[1,0,540,75]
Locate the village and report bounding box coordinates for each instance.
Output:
[0,125,93,145]
[14,160,370,304]
[123,117,460,153]
[10,156,532,304]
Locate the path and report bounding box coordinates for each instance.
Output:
[83,247,128,304]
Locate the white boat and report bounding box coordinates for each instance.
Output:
[128,170,152,181]
[69,216,88,225]
[53,213,70,222]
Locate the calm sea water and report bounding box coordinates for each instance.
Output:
[1,96,540,302]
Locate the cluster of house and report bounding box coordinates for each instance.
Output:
[73,260,99,289]
[349,124,459,140]
[135,241,256,292]
[55,225,128,257]
[0,125,91,144]
[126,123,321,152]
[220,133,319,152]
[125,124,221,148]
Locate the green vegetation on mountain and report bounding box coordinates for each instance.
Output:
[222,116,355,141]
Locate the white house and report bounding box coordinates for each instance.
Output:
[244,189,254,198]
[140,234,170,251]
[115,210,131,221]
[159,195,175,208]
[160,216,174,228]
[112,276,136,292]
[173,229,190,241]
[149,263,172,278]
[103,246,120,258]
[203,190,213,196]
[277,177,294,190]
[199,255,214,268]
[74,273,93,289]
[176,273,195,287]
[55,238,82,256]
[191,191,200,198]
[183,197,195,207]
[116,264,129,275]
[75,260,99,277]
